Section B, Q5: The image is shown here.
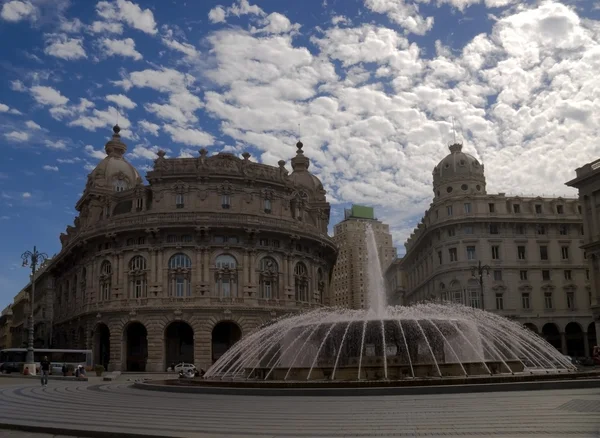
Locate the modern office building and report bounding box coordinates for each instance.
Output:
[331,205,397,309]
[389,142,595,357]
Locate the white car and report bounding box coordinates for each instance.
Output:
[173,363,196,373]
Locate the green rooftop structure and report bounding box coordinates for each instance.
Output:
[344,204,375,220]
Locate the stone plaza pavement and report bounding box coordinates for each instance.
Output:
[0,379,599,438]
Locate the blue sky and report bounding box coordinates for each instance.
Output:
[1,0,600,308]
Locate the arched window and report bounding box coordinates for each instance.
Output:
[168,253,192,297]
[294,262,309,302]
[215,254,237,298]
[100,260,112,301]
[449,280,462,305]
[113,179,127,192]
[129,255,148,299]
[439,282,447,301]
[259,257,278,299]
[466,279,480,308]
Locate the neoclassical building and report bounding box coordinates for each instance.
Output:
[387,143,596,358]
[46,126,337,371]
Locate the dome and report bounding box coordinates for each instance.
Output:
[87,125,142,192]
[432,143,485,200]
[288,141,326,200]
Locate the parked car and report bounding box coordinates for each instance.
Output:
[0,362,20,374]
[173,363,197,373]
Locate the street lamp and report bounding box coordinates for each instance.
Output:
[21,246,48,374]
[471,260,490,310]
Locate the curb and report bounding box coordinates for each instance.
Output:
[133,377,600,397]
[0,374,88,382]
[0,423,177,438]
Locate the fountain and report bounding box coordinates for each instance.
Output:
[204,224,576,382]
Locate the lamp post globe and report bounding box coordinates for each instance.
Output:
[21,246,48,375]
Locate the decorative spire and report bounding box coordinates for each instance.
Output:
[104,124,126,157]
[291,140,309,171]
[449,143,463,153]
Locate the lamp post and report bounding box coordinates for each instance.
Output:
[21,246,48,373]
[471,260,490,310]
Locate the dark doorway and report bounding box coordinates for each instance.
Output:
[523,323,538,334]
[542,323,561,352]
[125,322,148,371]
[588,322,597,356]
[212,321,241,363]
[565,322,584,357]
[164,321,194,369]
[93,323,110,369]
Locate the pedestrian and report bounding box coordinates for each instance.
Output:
[40,356,50,387]
[62,363,67,377]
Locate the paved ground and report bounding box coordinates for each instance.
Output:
[0,379,599,438]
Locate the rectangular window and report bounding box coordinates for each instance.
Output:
[516,224,525,234]
[467,246,476,260]
[221,194,231,209]
[491,245,500,260]
[564,270,572,280]
[535,204,542,214]
[260,238,269,246]
[134,279,145,299]
[493,270,502,281]
[175,194,184,208]
[519,270,528,281]
[488,203,495,213]
[578,205,582,214]
[448,227,455,237]
[581,226,585,236]
[517,246,526,260]
[567,292,575,310]
[438,251,443,265]
[561,246,569,260]
[559,225,568,235]
[537,225,546,235]
[513,204,520,213]
[495,293,504,310]
[584,251,587,259]
[489,224,499,234]
[557,205,564,214]
[449,248,458,262]
[540,246,548,260]
[544,292,553,310]
[264,199,272,213]
[447,205,453,216]
[464,203,472,214]
[436,209,439,219]
[167,235,178,243]
[463,226,473,234]
[136,198,143,211]
[542,270,550,281]
[586,269,590,280]
[138,237,145,245]
[214,236,225,243]
[522,293,530,309]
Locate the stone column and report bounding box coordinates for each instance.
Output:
[243,252,250,285]
[584,332,590,357]
[157,250,164,294]
[108,324,122,372]
[193,248,201,290]
[249,251,256,284]
[203,250,210,284]
[151,250,157,284]
[560,332,568,355]
[145,325,164,372]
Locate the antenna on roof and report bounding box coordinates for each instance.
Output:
[116,105,120,126]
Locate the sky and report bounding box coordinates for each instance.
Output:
[1,0,600,308]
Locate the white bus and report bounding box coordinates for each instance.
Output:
[0,348,92,373]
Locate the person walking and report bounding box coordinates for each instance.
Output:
[40,356,50,387]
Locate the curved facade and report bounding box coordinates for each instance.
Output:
[47,126,337,371]
[392,142,596,358]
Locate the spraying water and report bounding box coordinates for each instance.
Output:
[365,223,387,316]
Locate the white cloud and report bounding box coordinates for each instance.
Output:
[30,86,69,106]
[70,107,131,132]
[163,125,214,146]
[21,192,31,198]
[105,94,137,109]
[44,139,67,150]
[116,68,195,93]
[44,34,86,60]
[162,37,198,58]
[101,37,143,60]
[10,80,26,92]
[1,0,36,22]
[364,0,434,35]
[42,165,59,171]
[128,144,169,160]
[331,15,350,25]
[96,0,157,35]
[208,0,265,23]
[0,102,22,115]
[138,120,160,136]
[4,131,29,142]
[90,20,123,34]
[60,18,84,33]
[57,157,80,163]
[84,144,107,160]
[252,12,300,35]
[25,120,41,130]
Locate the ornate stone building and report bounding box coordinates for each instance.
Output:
[387,143,596,358]
[45,126,337,371]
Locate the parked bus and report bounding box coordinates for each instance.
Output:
[0,348,92,373]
